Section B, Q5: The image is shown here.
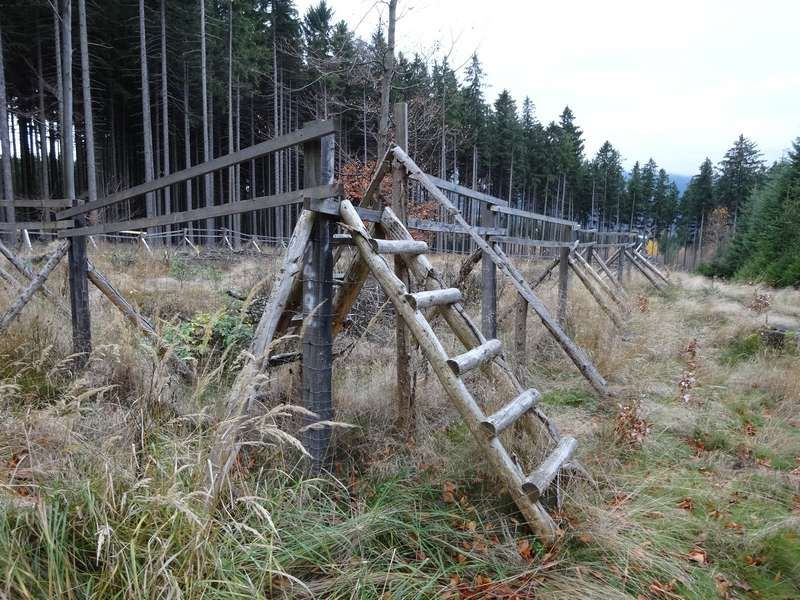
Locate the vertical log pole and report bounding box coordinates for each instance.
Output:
[617,240,625,285]
[557,226,572,327]
[514,291,527,355]
[302,133,335,474]
[392,102,414,432]
[61,0,92,364]
[480,202,497,338]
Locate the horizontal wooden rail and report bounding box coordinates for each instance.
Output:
[0,220,73,231]
[58,184,339,238]
[491,236,591,249]
[57,119,336,220]
[12,199,74,209]
[490,204,578,227]
[426,174,509,207]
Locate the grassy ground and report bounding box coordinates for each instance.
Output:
[0,243,798,599]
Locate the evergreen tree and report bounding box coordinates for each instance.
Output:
[714,134,765,224]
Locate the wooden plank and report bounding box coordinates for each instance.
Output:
[426,174,509,207]
[0,242,68,335]
[58,120,336,220]
[491,204,578,227]
[406,217,505,236]
[59,184,339,237]
[0,220,73,231]
[491,236,585,249]
[13,198,73,208]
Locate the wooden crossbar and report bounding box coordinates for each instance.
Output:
[58,120,336,220]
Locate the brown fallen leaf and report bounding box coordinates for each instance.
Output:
[714,574,732,599]
[677,497,694,511]
[687,548,708,565]
[517,538,532,561]
[442,481,456,503]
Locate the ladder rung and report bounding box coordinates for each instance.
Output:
[481,389,540,436]
[522,437,577,501]
[371,239,428,255]
[405,288,463,310]
[446,339,503,376]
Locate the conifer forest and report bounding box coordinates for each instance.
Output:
[0,1,798,598]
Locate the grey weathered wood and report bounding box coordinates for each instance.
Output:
[490,236,585,248]
[557,245,570,326]
[302,134,336,474]
[428,174,508,207]
[592,251,629,298]
[372,238,427,255]
[617,245,625,283]
[447,339,503,376]
[339,199,557,542]
[481,389,540,437]
[573,251,628,310]
[390,146,608,395]
[481,200,497,338]
[532,256,561,289]
[58,120,337,220]
[203,208,315,510]
[59,184,338,237]
[634,250,670,285]
[490,204,577,227]
[12,199,73,209]
[0,240,69,315]
[522,436,577,501]
[0,220,73,231]
[625,249,663,290]
[567,256,625,330]
[453,247,482,290]
[405,288,462,310]
[0,242,68,335]
[514,292,528,354]
[406,218,505,236]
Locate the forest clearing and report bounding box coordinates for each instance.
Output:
[1,0,799,598]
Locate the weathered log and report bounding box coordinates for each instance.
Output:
[625,249,663,290]
[0,239,69,315]
[522,437,577,501]
[339,198,557,543]
[405,288,462,310]
[567,256,625,330]
[0,242,68,335]
[447,339,503,376]
[371,238,427,255]
[481,388,540,437]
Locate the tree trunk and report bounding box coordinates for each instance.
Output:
[183,60,192,236]
[37,35,50,211]
[139,0,156,233]
[227,0,238,247]
[160,0,171,234]
[200,0,213,240]
[376,0,397,159]
[0,23,15,243]
[78,0,98,215]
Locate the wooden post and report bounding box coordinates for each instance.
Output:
[514,292,527,355]
[392,102,414,431]
[61,0,92,365]
[302,133,335,474]
[481,201,497,338]
[617,242,625,284]
[557,227,572,326]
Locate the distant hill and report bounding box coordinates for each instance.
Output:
[669,174,691,195]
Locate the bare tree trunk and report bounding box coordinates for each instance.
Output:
[78,0,98,216]
[37,35,50,209]
[376,0,397,159]
[200,0,213,240]
[139,0,156,234]
[0,23,15,244]
[227,0,239,247]
[183,60,192,237]
[160,0,171,235]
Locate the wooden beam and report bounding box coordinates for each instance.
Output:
[58,120,337,220]
[0,240,69,315]
[12,198,73,208]
[491,204,578,227]
[427,174,508,207]
[0,242,68,335]
[0,220,73,231]
[59,184,339,237]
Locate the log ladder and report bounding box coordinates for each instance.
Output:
[339,199,577,542]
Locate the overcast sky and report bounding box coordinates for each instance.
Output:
[295,0,799,175]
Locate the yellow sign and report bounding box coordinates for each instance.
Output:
[645,238,658,257]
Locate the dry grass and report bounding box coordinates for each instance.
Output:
[1,243,799,598]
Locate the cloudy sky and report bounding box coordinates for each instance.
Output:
[295,0,799,175]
